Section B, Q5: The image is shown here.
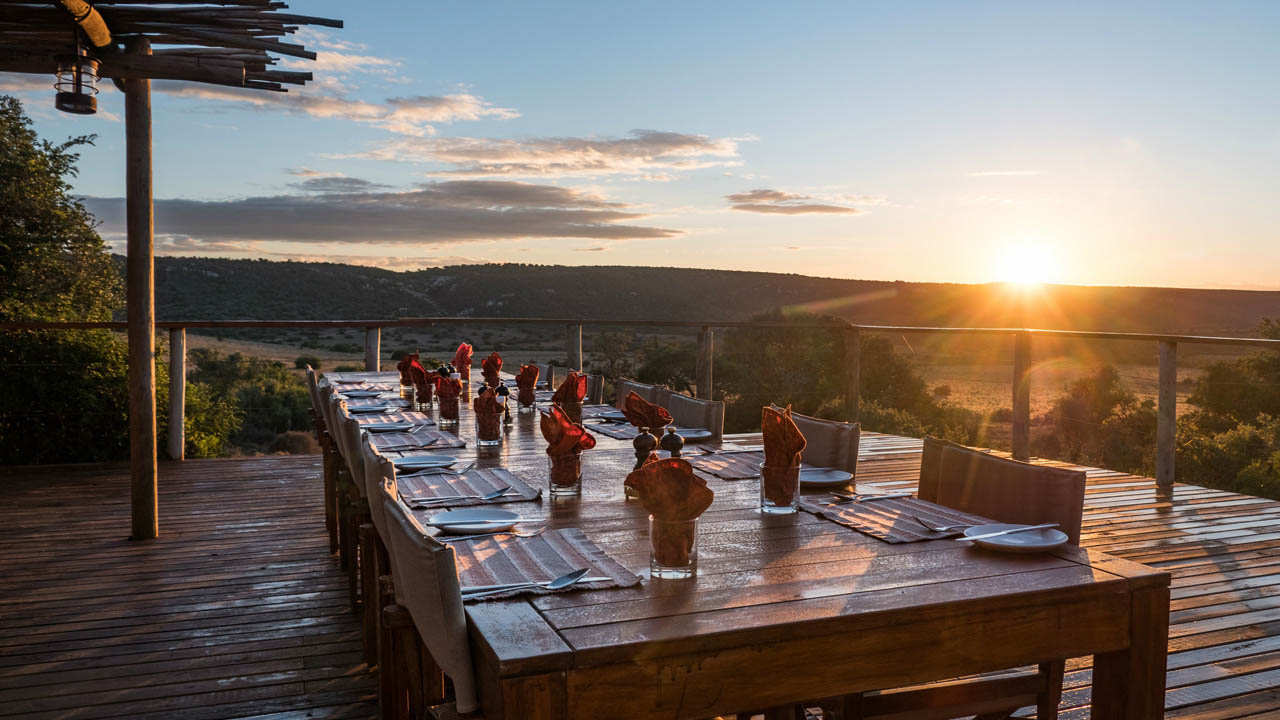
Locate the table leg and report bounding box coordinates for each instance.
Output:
[1091,583,1170,719]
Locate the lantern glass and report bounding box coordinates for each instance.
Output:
[54,50,99,115]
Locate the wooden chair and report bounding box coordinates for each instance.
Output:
[665,392,726,441]
[305,367,339,554]
[358,436,397,666]
[584,372,605,404]
[332,398,372,613]
[842,442,1086,720]
[774,407,859,474]
[615,378,663,408]
[380,491,478,717]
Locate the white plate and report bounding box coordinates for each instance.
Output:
[347,405,393,414]
[963,523,1069,553]
[427,508,520,535]
[363,421,414,432]
[393,455,458,470]
[675,428,714,442]
[341,389,385,398]
[798,466,855,488]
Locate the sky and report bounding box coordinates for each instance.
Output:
[3,0,1279,289]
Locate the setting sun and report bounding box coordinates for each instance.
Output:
[994,242,1058,285]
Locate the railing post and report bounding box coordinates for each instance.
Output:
[1157,340,1177,487]
[566,323,583,371]
[844,327,861,422]
[364,327,380,371]
[1012,331,1032,461]
[696,326,715,399]
[167,327,185,461]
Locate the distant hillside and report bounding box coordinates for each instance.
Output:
[125,257,1280,338]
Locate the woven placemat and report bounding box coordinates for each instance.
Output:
[398,467,539,507]
[800,496,991,544]
[450,528,641,601]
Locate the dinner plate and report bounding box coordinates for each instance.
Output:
[675,427,714,442]
[427,508,520,534]
[963,523,1069,553]
[798,466,855,488]
[340,389,385,398]
[393,455,458,470]
[363,421,414,432]
[347,405,393,414]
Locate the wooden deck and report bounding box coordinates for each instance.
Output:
[3,443,1280,718]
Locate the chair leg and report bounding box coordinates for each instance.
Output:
[1037,660,1064,720]
[322,434,339,554]
[359,523,380,665]
[380,604,413,720]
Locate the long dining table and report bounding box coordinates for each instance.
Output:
[326,371,1170,719]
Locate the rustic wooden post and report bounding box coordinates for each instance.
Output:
[844,327,861,421]
[167,327,185,461]
[1157,340,1177,487]
[364,327,380,371]
[1011,331,1032,461]
[566,323,583,370]
[696,326,714,399]
[125,37,157,540]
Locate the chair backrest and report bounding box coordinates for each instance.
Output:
[360,436,395,539]
[304,366,324,429]
[917,436,967,503]
[335,405,366,496]
[380,494,478,713]
[615,378,662,408]
[540,364,559,390]
[777,407,859,474]
[665,393,725,441]
[584,373,605,404]
[933,444,1087,545]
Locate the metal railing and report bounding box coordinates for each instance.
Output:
[4,316,1278,487]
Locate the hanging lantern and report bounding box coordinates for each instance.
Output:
[54,36,99,115]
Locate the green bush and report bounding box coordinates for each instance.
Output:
[294,355,321,370]
[188,349,313,454]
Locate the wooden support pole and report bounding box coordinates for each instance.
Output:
[125,37,157,540]
[696,326,715,399]
[364,327,380,371]
[844,327,861,422]
[1157,340,1177,487]
[566,323,583,371]
[1011,331,1032,462]
[167,327,185,461]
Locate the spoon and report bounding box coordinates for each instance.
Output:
[912,516,972,534]
[829,491,914,504]
[461,568,597,598]
[436,526,546,543]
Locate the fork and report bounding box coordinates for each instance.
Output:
[912,516,973,534]
[436,526,546,543]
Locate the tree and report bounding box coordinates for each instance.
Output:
[0,96,121,322]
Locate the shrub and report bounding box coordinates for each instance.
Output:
[294,355,321,370]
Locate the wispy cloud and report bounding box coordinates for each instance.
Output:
[288,176,391,193]
[725,188,866,215]
[966,170,1043,177]
[351,129,747,178]
[82,180,680,245]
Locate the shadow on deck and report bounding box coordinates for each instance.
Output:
[3,443,1280,718]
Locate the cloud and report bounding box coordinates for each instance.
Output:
[352,129,746,178]
[151,81,516,137]
[81,180,679,245]
[725,188,865,215]
[0,74,50,92]
[967,170,1043,177]
[288,176,391,192]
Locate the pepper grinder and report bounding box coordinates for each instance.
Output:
[496,385,512,427]
[660,427,684,458]
[629,427,658,501]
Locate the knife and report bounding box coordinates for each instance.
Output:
[956,523,1059,542]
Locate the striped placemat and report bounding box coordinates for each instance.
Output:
[335,383,398,394]
[688,449,764,479]
[585,421,643,440]
[451,528,641,602]
[398,468,539,507]
[579,404,620,419]
[353,411,434,427]
[799,496,990,544]
[371,428,466,451]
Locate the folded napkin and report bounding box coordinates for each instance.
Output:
[396,353,417,387]
[623,391,672,432]
[408,357,437,404]
[761,405,806,507]
[515,364,540,405]
[453,343,473,382]
[481,352,503,388]
[473,386,504,441]
[541,404,595,488]
[624,456,714,567]
[437,375,463,419]
[552,371,587,423]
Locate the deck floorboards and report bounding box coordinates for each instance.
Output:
[3,443,1280,718]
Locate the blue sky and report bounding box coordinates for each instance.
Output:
[3,0,1279,288]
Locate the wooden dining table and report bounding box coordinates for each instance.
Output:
[330,371,1170,719]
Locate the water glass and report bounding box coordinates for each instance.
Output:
[547,452,582,496]
[649,516,697,579]
[759,463,800,514]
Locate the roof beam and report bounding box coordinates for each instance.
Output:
[54,0,113,48]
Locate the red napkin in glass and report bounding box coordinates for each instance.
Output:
[481,351,502,387]
[761,405,807,506]
[407,359,436,403]
[396,352,418,386]
[623,391,672,431]
[515,364,540,405]
[453,343,473,381]
[540,404,595,488]
[553,371,588,423]
[473,386,504,440]
[437,376,463,419]
[624,456,714,566]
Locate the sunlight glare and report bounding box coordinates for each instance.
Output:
[995,242,1058,285]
